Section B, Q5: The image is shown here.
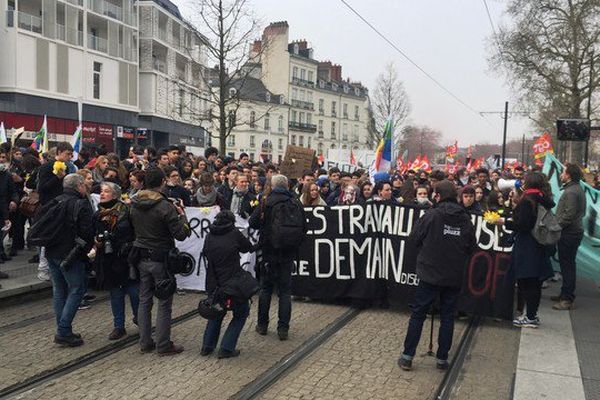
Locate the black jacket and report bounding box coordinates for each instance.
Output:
[45,189,94,260]
[203,219,253,294]
[164,184,192,207]
[130,190,190,250]
[409,200,477,287]
[249,188,298,259]
[37,161,63,205]
[0,170,18,221]
[218,182,234,208]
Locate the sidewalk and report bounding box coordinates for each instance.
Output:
[0,249,51,300]
[513,277,600,400]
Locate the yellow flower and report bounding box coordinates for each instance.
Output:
[53,161,66,175]
[483,210,501,224]
[250,200,259,207]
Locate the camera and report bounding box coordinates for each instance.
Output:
[60,237,88,270]
[96,230,113,254]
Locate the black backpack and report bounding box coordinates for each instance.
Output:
[268,198,306,250]
[27,198,79,247]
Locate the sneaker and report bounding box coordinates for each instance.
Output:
[256,325,267,336]
[550,295,562,302]
[29,254,40,263]
[553,300,574,310]
[140,342,156,354]
[83,294,97,302]
[217,349,240,359]
[0,270,9,279]
[108,328,127,340]
[200,347,214,356]
[37,271,50,281]
[550,272,562,282]
[54,334,84,347]
[78,300,91,310]
[436,360,449,370]
[157,343,184,356]
[513,316,539,328]
[397,357,412,371]
[541,280,549,289]
[277,329,288,341]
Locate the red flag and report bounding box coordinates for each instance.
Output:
[533,132,554,166]
[410,154,422,170]
[318,154,325,165]
[350,149,357,166]
[446,141,458,157]
[420,154,432,172]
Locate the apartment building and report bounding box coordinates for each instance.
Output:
[137,0,209,154]
[0,0,208,156]
[258,21,371,158]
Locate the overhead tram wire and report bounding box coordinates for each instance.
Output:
[339,0,484,119]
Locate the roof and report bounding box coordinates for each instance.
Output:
[229,77,285,105]
[315,79,368,99]
[151,0,182,19]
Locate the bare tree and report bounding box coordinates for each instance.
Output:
[489,0,600,162]
[186,0,266,155]
[398,125,442,162]
[370,62,411,148]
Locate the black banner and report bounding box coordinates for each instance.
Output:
[292,203,515,319]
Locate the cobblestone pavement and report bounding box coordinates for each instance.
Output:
[0,292,201,391]
[258,309,466,400]
[449,319,519,400]
[14,300,348,400]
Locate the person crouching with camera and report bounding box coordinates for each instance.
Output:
[201,210,254,359]
[93,182,138,341]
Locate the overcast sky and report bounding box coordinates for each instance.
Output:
[179,0,533,146]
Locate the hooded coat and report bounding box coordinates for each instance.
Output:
[409,200,477,287]
[203,215,253,294]
[129,190,190,250]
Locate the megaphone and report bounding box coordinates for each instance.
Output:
[498,178,522,191]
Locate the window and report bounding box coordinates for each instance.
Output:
[318,99,324,114]
[278,115,284,132]
[331,101,337,117]
[342,123,348,141]
[308,70,313,83]
[291,88,298,101]
[318,142,324,154]
[343,103,348,118]
[354,105,359,120]
[308,137,311,148]
[249,111,256,128]
[250,135,255,148]
[355,88,360,96]
[250,152,255,160]
[319,80,325,89]
[331,121,336,139]
[318,120,323,136]
[227,134,236,146]
[306,113,312,124]
[228,110,236,128]
[264,113,270,130]
[291,110,297,123]
[278,138,283,150]
[292,66,298,78]
[299,112,305,124]
[265,92,271,102]
[352,125,358,142]
[93,62,102,99]
[307,91,312,104]
[291,135,296,145]
[299,89,305,102]
[343,85,349,94]
[300,69,306,80]
[332,83,338,91]
[178,89,185,116]
[299,136,304,146]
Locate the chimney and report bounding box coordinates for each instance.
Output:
[330,64,342,82]
[295,39,308,51]
[318,61,332,80]
[252,40,262,53]
[263,21,289,37]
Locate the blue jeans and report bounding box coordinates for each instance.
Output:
[257,259,292,331]
[202,300,250,352]
[401,280,461,362]
[48,258,87,337]
[110,282,140,329]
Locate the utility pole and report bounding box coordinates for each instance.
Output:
[501,101,508,169]
[585,51,594,167]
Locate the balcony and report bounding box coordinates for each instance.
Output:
[65,0,84,6]
[153,58,167,73]
[88,34,108,53]
[17,12,42,34]
[289,121,317,133]
[291,99,314,111]
[291,76,314,87]
[158,28,168,43]
[88,0,136,26]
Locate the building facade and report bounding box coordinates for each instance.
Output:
[0,0,207,156]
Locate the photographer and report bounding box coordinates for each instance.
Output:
[201,210,254,358]
[45,174,94,347]
[93,182,138,341]
[129,167,190,356]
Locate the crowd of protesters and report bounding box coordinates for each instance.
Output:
[0,140,592,367]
